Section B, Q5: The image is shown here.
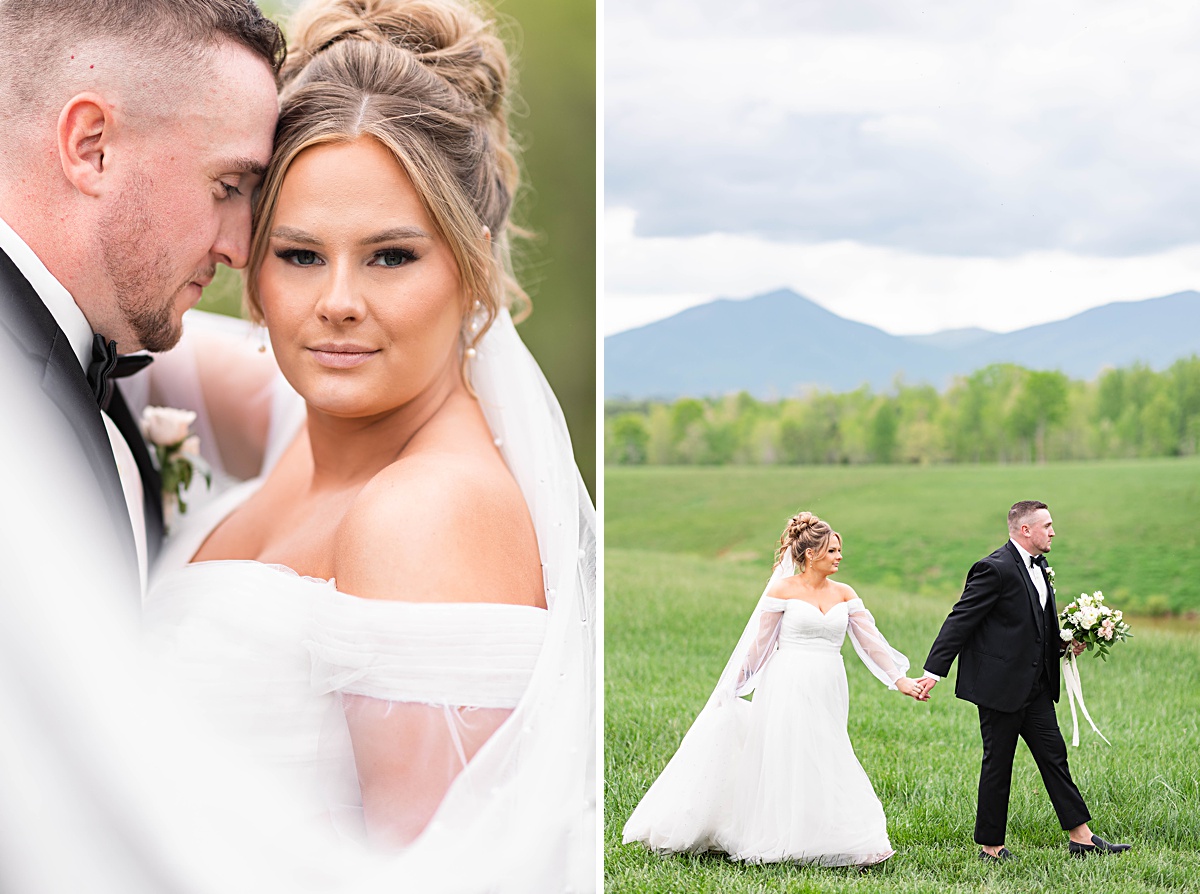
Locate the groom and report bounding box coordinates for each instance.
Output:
[0,2,287,891]
[916,501,1131,860]
[0,0,282,595]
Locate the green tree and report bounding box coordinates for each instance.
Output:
[608,414,649,465]
[1168,356,1200,455]
[869,399,899,463]
[1018,370,1070,463]
[669,398,706,463]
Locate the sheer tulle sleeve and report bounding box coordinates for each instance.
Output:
[733,597,788,697]
[845,598,910,689]
[306,592,548,849]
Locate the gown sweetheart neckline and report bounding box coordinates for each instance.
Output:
[183,558,335,585]
[781,598,850,618]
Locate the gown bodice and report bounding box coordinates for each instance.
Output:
[777,599,850,653]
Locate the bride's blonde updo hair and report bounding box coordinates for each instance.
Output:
[776,511,837,571]
[245,0,526,351]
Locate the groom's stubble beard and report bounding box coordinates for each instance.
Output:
[98,174,188,354]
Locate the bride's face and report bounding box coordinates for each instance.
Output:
[809,536,842,576]
[257,137,464,419]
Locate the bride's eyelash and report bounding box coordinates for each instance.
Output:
[274,248,321,266]
[372,247,418,267]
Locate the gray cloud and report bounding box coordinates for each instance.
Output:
[606,0,1200,258]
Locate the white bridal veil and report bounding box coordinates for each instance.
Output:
[381,308,598,891]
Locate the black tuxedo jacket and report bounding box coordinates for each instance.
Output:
[924,541,1061,712]
[0,247,162,588]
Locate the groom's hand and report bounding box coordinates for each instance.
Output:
[915,676,937,701]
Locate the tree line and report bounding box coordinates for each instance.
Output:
[605,357,1200,466]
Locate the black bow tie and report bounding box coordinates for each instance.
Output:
[86,334,153,411]
[1031,554,1048,570]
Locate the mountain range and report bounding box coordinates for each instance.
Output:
[604,288,1200,399]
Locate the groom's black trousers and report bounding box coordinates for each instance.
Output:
[974,676,1090,845]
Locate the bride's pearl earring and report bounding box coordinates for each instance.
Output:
[462,299,487,353]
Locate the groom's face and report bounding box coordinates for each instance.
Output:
[1024,508,1055,554]
[99,43,277,352]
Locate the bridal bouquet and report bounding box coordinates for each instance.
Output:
[1058,591,1133,660]
[1057,590,1132,746]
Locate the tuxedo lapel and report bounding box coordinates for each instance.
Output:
[1004,541,1043,627]
[0,249,139,568]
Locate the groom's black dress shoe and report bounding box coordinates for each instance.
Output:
[1069,835,1131,857]
[978,847,1012,862]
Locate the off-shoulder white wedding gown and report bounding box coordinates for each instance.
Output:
[624,579,904,867]
[144,478,548,843]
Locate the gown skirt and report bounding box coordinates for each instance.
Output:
[718,632,893,865]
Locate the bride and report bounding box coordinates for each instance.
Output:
[138,0,595,889]
[623,512,918,866]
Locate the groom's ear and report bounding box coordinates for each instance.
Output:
[57,93,113,198]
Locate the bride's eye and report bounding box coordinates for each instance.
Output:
[371,248,417,268]
[275,248,321,267]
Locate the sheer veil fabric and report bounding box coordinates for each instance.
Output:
[621,557,795,853]
[142,309,597,892]
[386,309,598,890]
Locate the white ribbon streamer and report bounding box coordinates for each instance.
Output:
[1062,653,1110,747]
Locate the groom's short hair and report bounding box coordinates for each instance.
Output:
[1008,500,1049,533]
[0,0,284,158]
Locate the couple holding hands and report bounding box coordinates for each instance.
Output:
[624,500,1131,866]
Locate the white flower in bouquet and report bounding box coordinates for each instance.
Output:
[1059,628,1074,642]
[1059,589,1132,662]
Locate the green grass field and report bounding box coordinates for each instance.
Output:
[605,459,1200,893]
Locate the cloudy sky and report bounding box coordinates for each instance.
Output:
[604,0,1200,335]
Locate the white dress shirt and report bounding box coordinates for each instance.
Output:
[922,539,1047,682]
[1009,539,1049,609]
[0,214,148,593]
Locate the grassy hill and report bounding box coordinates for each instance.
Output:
[606,457,1200,614]
[605,459,1200,892]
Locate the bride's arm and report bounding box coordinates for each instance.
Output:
[844,590,911,689]
[328,453,543,848]
[734,601,786,696]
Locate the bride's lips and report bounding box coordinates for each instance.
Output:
[308,342,380,369]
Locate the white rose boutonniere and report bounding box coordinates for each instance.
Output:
[140,406,213,528]
[1045,565,1055,585]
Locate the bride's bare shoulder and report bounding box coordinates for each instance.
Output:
[766,575,799,600]
[333,449,542,607]
[833,581,859,602]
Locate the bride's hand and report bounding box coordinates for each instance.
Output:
[895,677,921,699]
